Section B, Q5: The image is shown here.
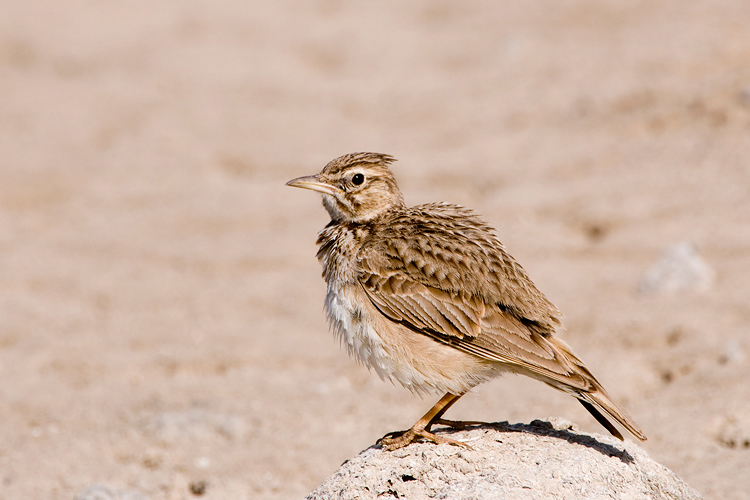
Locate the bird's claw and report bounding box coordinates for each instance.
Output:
[377,427,473,451]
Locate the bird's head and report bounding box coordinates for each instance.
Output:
[286,152,405,224]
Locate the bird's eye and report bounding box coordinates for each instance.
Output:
[352,173,365,185]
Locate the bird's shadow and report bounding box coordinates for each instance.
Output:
[376,420,635,464]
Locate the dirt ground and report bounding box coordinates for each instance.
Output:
[1,1,749,499]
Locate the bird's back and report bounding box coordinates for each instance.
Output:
[359,202,563,335]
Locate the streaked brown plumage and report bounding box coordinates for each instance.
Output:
[287,152,646,450]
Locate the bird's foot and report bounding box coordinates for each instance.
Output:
[377,427,472,451]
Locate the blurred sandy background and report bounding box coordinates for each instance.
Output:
[2,1,749,499]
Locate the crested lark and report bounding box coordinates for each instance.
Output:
[287,152,646,450]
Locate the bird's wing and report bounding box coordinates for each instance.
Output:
[358,206,591,389]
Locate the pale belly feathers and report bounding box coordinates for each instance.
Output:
[324,281,498,395]
[324,282,397,383]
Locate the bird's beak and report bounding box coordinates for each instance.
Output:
[285,175,341,196]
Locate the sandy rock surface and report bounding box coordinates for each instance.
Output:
[2,1,749,499]
[308,421,702,500]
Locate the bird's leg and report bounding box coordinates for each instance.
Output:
[427,392,485,430]
[378,392,472,451]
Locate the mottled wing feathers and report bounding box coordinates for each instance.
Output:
[357,203,590,387]
[361,203,562,328]
[362,274,484,339]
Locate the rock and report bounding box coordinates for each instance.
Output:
[306,421,702,500]
[638,242,714,295]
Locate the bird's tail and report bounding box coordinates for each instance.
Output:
[546,337,647,442]
[575,386,647,441]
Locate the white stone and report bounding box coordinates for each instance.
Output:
[306,421,703,500]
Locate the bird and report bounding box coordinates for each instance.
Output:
[286,152,646,450]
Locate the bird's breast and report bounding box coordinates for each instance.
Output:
[324,282,396,381]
